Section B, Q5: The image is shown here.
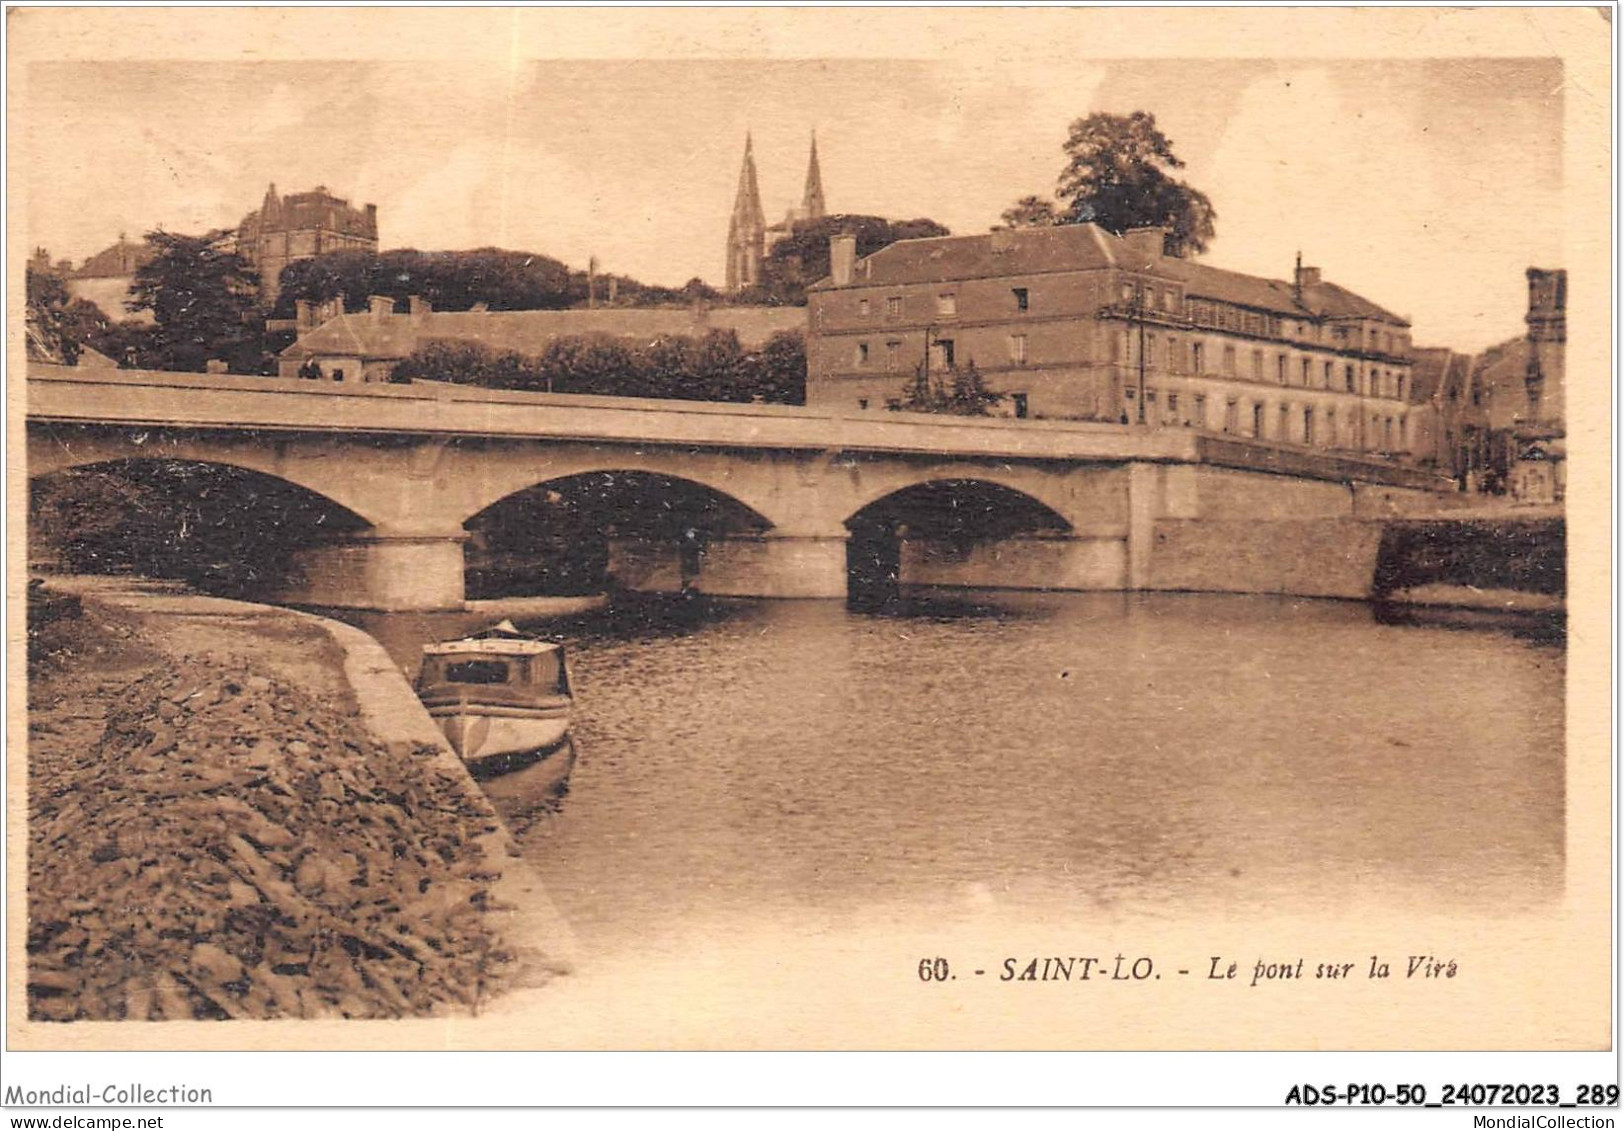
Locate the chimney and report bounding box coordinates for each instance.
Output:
[364,203,378,236]
[368,294,395,320]
[295,299,315,332]
[1120,227,1166,263]
[408,295,431,320]
[830,233,857,286]
[1295,263,1322,290]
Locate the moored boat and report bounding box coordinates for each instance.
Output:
[415,621,575,782]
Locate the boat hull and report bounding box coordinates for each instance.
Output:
[423,698,572,769]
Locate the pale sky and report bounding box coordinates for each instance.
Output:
[24,56,1561,352]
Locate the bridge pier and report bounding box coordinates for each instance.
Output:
[898,533,1128,592]
[697,533,850,598]
[606,533,850,598]
[279,526,469,611]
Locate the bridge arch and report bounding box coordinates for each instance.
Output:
[26,429,393,529]
[462,468,777,598]
[450,452,798,534]
[837,465,1088,534]
[843,477,1086,604]
[28,456,372,597]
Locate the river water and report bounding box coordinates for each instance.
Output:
[342,591,1564,970]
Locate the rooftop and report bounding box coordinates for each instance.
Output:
[813,223,1409,326]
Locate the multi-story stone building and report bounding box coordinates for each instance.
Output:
[236,183,378,305]
[806,223,1422,457]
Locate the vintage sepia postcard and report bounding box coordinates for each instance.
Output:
[4,4,1613,1110]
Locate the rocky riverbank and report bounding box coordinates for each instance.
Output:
[26,582,558,1021]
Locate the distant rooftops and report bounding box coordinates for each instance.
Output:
[812,222,1408,326]
[71,237,155,279]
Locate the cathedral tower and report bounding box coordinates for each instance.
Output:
[725,134,767,293]
[801,131,826,221]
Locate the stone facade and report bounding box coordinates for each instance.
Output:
[237,184,378,305]
[1412,268,1566,498]
[806,224,1424,459]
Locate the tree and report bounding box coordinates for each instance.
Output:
[25,265,137,367]
[1052,111,1216,256]
[26,266,83,364]
[388,328,806,405]
[127,229,271,372]
[996,195,1059,230]
[273,247,576,318]
[896,359,1003,416]
[389,340,544,389]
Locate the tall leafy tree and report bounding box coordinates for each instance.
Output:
[127,230,269,372]
[995,196,1060,230]
[1053,111,1216,256]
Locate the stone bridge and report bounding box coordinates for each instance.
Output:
[27,365,1452,610]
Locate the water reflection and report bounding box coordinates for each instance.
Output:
[335,591,1565,957]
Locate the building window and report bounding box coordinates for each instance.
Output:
[1012,392,1029,419]
[886,296,902,318]
[1222,345,1237,376]
[859,298,870,317]
[1167,336,1180,373]
[1161,289,1175,313]
[1192,394,1207,428]
[1224,398,1238,433]
[332,368,345,382]
[886,341,900,371]
[1345,364,1356,392]
[858,398,870,410]
[855,342,870,367]
[934,338,955,368]
[1008,334,1028,365]
[1192,342,1205,373]
[1251,350,1264,381]
[936,293,958,317]
[1166,392,1180,425]
[1300,358,1311,386]
[1322,361,1333,389]
[1277,355,1287,385]
[1396,373,1406,401]
[1303,406,1315,446]
[1326,408,1337,443]
[1121,282,1135,304]
[1012,287,1029,312]
[1251,402,1265,438]
[1279,403,1291,441]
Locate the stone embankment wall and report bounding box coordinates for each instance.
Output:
[25,586,569,1022]
[1371,516,1566,599]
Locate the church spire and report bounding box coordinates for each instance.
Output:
[802,130,826,221]
[726,133,767,292]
